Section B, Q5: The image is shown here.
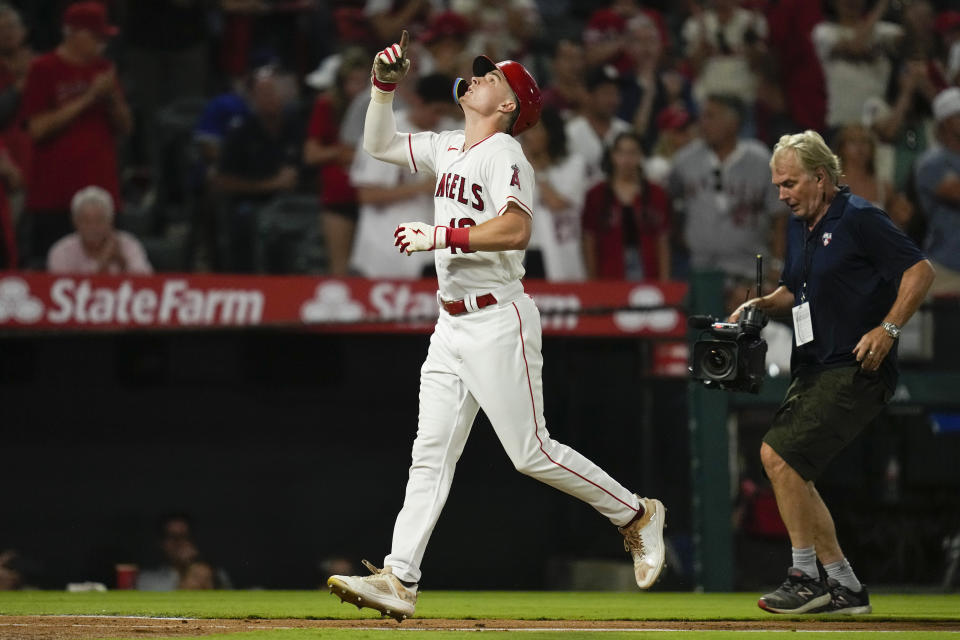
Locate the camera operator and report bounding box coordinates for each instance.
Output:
[729,130,934,615]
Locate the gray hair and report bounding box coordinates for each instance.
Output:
[771,130,843,185]
[70,186,115,221]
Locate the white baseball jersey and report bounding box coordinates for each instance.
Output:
[526,152,588,281]
[669,138,785,280]
[349,111,451,278]
[404,129,534,299]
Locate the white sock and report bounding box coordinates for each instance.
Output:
[824,557,862,592]
[791,546,818,579]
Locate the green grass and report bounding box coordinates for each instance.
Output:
[2,591,959,640]
[95,634,960,640]
[1,590,959,620]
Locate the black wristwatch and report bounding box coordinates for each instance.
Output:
[881,321,901,339]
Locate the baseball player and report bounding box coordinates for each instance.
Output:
[327,32,666,621]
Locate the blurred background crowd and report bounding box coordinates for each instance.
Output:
[0,0,956,299]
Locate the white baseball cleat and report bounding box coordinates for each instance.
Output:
[619,496,667,589]
[327,560,417,621]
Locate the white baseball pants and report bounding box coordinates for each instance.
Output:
[384,290,640,583]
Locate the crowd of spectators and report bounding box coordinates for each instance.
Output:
[0,0,955,294]
[0,514,232,592]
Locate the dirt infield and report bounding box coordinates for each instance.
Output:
[3,615,960,639]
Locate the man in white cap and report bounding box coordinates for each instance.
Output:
[915,87,960,294]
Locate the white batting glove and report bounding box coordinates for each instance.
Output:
[394,222,447,255]
[372,30,411,93]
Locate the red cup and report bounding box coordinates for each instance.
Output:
[115,563,139,590]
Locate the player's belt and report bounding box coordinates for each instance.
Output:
[441,293,498,316]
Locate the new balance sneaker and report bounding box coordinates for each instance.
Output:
[814,579,872,614]
[619,496,666,589]
[758,567,831,614]
[327,560,417,621]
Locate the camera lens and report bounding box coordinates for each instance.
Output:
[701,345,735,379]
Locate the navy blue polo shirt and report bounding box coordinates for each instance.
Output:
[779,187,924,390]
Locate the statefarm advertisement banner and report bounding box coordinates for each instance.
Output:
[0,273,689,337]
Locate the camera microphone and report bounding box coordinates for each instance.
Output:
[688,315,717,329]
[756,253,763,298]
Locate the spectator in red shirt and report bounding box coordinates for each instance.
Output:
[303,48,368,276]
[19,1,132,268]
[582,131,671,281]
[0,136,21,269]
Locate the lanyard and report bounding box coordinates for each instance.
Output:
[799,189,845,303]
[800,222,822,303]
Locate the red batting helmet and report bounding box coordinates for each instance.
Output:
[473,55,542,136]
